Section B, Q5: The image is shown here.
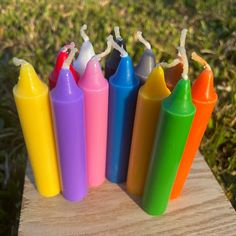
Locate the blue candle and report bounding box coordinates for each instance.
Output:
[106,36,140,183]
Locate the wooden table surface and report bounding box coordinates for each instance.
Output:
[19,152,236,236]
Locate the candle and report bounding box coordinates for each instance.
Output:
[127,66,170,196]
[78,40,111,187]
[49,43,79,90]
[142,29,196,215]
[164,31,184,91]
[105,26,126,80]
[106,36,140,183]
[73,24,95,77]
[50,47,87,201]
[171,52,218,199]
[13,58,60,197]
[134,31,156,85]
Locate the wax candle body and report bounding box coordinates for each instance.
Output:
[78,57,108,187]
[13,63,60,197]
[106,55,140,183]
[105,38,126,80]
[135,49,156,85]
[142,79,195,215]
[164,63,183,91]
[171,69,217,199]
[127,67,170,196]
[49,50,78,90]
[73,40,95,77]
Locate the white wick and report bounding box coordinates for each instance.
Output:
[97,40,112,61]
[80,24,89,42]
[177,46,188,80]
[107,34,128,57]
[12,57,28,66]
[61,42,75,52]
[136,31,151,50]
[114,26,121,39]
[62,47,78,69]
[180,28,188,48]
[157,58,181,68]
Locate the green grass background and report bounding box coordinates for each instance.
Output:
[0,0,235,235]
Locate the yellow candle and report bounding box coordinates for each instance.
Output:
[13,58,60,197]
[127,66,170,196]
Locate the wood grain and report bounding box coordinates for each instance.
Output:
[19,152,236,236]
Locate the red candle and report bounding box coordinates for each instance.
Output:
[49,43,79,90]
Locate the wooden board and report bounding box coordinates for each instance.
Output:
[19,152,236,236]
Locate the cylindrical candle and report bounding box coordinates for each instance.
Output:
[171,53,217,199]
[127,66,170,196]
[78,56,108,187]
[13,58,60,197]
[106,43,140,183]
[50,48,87,201]
[49,46,79,90]
[73,24,95,77]
[142,78,195,215]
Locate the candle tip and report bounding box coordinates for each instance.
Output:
[136,31,151,50]
[61,42,75,52]
[114,26,121,39]
[158,58,181,69]
[107,34,128,57]
[80,24,89,42]
[12,57,28,67]
[180,28,188,48]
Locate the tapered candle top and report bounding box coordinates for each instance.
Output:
[51,47,83,102]
[135,31,156,82]
[141,66,170,99]
[108,35,138,86]
[191,52,217,102]
[73,24,95,76]
[163,29,195,115]
[13,58,46,97]
[79,39,112,89]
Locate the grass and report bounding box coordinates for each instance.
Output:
[0,0,236,235]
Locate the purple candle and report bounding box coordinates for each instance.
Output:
[50,47,87,201]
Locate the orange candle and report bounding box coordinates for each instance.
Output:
[171,52,218,199]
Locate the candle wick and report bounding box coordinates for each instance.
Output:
[97,40,112,61]
[136,31,151,50]
[63,47,78,69]
[80,24,89,42]
[61,42,75,52]
[191,52,211,71]
[107,35,128,57]
[114,26,121,40]
[157,58,181,68]
[12,57,28,66]
[180,28,187,48]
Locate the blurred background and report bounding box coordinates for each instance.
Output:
[0,0,235,235]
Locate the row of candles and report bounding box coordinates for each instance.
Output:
[12,25,217,216]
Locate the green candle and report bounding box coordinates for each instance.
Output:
[142,29,196,216]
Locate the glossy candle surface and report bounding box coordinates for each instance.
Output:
[171,69,217,199]
[106,55,140,183]
[105,38,126,80]
[13,63,60,197]
[127,66,170,196]
[73,40,95,77]
[50,68,87,201]
[78,56,108,187]
[135,49,156,85]
[142,78,196,215]
[164,62,183,91]
[49,50,79,90]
